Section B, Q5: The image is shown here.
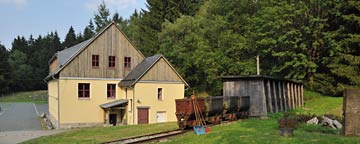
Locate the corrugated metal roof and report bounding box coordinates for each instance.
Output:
[100,99,128,109]
[119,55,162,87]
[219,75,302,84]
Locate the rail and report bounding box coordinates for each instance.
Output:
[103,129,187,144]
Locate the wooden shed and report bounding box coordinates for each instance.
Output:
[221,75,303,117]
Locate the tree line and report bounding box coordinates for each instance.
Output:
[0,0,359,96]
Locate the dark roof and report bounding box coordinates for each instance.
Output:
[100,99,128,109]
[119,54,189,87]
[119,55,161,87]
[44,39,92,80]
[57,39,92,67]
[219,75,302,84]
[44,21,145,81]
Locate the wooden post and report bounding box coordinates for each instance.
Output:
[272,81,278,113]
[294,84,298,108]
[282,82,288,111]
[278,81,283,112]
[266,80,273,113]
[297,84,301,107]
[301,84,304,107]
[292,83,294,109]
[287,82,291,110]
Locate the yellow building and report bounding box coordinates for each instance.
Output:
[45,22,188,129]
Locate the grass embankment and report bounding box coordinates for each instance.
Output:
[0,90,48,104]
[163,91,355,144]
[302,90,343,117]
[164,118,360,144]
[24,90,356,144]
[24,122,178,144]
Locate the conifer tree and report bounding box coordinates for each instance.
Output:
[63,26,77,48]
[83,20,95,40]
[94,1,111,32]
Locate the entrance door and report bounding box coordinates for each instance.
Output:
[109,114,117,126]
[138,108,149,124]
[156,112,166,123]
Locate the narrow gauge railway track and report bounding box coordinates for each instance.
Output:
[103,120,240,144]
[103,129,188,144]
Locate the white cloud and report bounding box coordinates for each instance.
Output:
[0,0,27,8]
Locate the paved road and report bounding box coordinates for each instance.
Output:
[0,103,64,143]
[0,103,45,131]
[0,130,66,144]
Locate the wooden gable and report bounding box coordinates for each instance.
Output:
[140,58,183,82]
[59,23,144,78]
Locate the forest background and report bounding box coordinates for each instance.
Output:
[0,0,359,96]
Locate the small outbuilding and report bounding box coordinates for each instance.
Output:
[220,75,303,117]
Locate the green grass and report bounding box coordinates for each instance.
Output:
[23,122,178,144]
[163,118,360,144]
[23,90,355,144]
[302,90,343,117]
[162,90,354,144]
[0,90,48,104]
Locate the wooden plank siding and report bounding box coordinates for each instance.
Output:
[49,58,58,74]
[60,25,144,78]
[221,76,303,117]
[140,58,182,82]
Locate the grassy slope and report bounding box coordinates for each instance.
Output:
[302,90,343,117]
[24,122,178,144]
[24,90,356,144]
[164,118,360,144]
[0,90,48,104]
[163,90,357,144]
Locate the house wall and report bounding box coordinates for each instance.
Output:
[60,24,144,78]
[140,58,183,82]
[48,79,59,127]
[132,82,184,124]
[57,78,126,128]
[49,58,58,74]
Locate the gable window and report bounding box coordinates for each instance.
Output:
[92,55,99,67]
[109,56,116,67]
[124,57,131,69]
[78,83,90,98]
[107,84,116,99]
[157,88,163,100]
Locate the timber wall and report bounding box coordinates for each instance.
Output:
[60,24,144,78]
[222,75,303,117]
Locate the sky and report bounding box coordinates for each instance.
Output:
[0,0,147,49]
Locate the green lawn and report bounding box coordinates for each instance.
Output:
[23,90,357,144]
[302,90,343,117]
[163,118,360,144]
[163,91,353,144]
[0,90,48,104]
[24,122,178,144]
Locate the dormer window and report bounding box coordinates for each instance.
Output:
[92,55,99,67]
[124,57,131,69]
[109,56,116,67]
